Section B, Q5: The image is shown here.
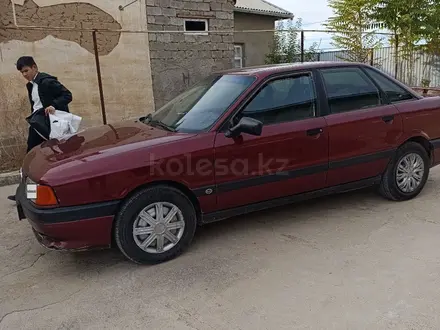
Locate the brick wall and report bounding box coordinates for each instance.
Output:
[146,0,235,109]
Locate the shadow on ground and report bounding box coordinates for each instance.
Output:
[48,186,384,267]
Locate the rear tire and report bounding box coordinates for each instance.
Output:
[114,185,197,264]
[379,142,429,201]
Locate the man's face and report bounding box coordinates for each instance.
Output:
[20,65,38,82]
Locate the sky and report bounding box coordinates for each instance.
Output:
[269,0,335,50]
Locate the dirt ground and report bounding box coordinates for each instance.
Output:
[2,169,440,329]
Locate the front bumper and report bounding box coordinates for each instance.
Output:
[16,181,120,251]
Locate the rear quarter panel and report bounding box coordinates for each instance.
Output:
[395,96,440,166]
[395,96,440,140]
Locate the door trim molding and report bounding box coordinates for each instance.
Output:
[200,175,382,224]
[329,149,395,169]
[191,148,396,196]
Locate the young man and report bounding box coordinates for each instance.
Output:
[7,56,73,202]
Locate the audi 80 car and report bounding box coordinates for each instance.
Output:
[16,62,440,264]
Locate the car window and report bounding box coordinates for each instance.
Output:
[241,74,316,125]
[320,67,381,114]
[363,67,415,103]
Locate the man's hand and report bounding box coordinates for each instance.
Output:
[45,106,55,115]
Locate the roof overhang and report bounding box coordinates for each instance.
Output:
[234,7,294,19]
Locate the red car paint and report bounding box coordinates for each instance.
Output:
[324,104,404,186]
[16,62,440,251]
[214,117,329,209]
[30,216,113,250]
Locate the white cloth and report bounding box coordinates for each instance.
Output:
[31,80,43,113]
[49,110,82,140]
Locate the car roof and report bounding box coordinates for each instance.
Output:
[215,61,368,78]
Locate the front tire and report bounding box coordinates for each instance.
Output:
[379,142,429,201]
[114,186,197,264]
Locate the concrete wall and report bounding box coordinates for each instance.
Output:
[146,0,235,109]
[0,0,155,171]
[234,12,276,67]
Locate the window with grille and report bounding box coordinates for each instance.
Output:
[234,45,243,68]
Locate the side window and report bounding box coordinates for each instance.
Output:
[241,74,316,125]
[321,67,381,114]
[364,67,415,103]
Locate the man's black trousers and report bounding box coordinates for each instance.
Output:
[27,126,46,152]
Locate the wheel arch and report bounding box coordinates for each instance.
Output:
[401,135,433,160]
[110,180,202,247]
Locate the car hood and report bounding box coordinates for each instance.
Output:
[22,119,195,184]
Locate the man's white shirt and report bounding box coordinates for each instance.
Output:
[31,73,43,113]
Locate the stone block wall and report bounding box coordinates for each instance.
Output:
[146,0,235,109]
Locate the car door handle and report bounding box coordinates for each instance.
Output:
[306,128,323,136]
[382,115,394,123]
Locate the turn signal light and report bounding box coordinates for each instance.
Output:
[27,183,58,206]
[36,185,58,206]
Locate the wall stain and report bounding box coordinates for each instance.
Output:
[0,0,122,55]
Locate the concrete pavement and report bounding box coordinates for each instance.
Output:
[2,169,440,329]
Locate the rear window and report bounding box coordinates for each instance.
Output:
[320,67,381,113]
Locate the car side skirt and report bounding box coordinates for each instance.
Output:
[200,175,382,224]
[431,138,440,149]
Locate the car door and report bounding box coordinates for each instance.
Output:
[213,72,329,211]
[319,66,403,187]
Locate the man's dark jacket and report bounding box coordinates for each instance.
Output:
[25,72,72,142]
[26,72,72,113]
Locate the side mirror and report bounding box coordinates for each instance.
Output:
[225,117,263,138]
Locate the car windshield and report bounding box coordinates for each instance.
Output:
[147,74,256,132]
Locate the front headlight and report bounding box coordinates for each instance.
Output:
[26,178,58,207]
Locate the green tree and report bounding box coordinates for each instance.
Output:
[418,2,440,86]
[325,0,383,63]
[368,0,432,85]
[304,41,320,62]
[265,18,318,64]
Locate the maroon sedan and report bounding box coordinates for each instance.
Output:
[16,62,440,264]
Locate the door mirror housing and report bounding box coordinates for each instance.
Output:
[225,116,263,138]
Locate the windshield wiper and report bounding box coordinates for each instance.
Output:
[141,113,176,132]
[142,113,152,123]
[149,119,176,132]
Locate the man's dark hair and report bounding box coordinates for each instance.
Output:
[16,56,37,71]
